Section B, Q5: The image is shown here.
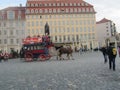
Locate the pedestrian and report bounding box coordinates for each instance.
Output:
[107,43,117,71]
[118,46,120,57]
[100,45,108,63]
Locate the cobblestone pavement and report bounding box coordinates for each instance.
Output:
[0,51,120,90]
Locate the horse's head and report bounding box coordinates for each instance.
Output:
[54,45,63,50]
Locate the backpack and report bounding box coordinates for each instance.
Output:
[112,47,117,55]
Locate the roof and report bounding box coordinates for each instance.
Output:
[0,6,26,20]
[1,7,25,11]
[26,0,95,14]
[96,18,111,24]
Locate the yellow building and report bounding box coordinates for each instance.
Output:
[26,0,97,50]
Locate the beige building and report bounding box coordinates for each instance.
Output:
[0,6,26,52]
[26,0,97,50]
[96,18,117,47]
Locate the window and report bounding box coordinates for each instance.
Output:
[82,8,85,12]
[72,35,74,41]
[35,9,38,13]
[45,9,48,13]
[63,35,66,41]
[7,11,15,19]
[31,9,34,13]
[78,8,81,12]
[74,8,77,12]
[4,39,7,44]
[55,36,57,41]
[70,8,73,12]
[76,35,79,41]
[65,3,68,6]
[68,35,70,41]
[10,30,13,35]
[16,39,19,44]
[35,4,38,7]
[70,3,72,6]
[39,9,43,13]
[0,39,1,44]
[53,9,56,13]
[4,30,7,35]
[0,31,1,35]
[59,36,62,42]
[10,39,14,44]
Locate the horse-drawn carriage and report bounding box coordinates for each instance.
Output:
[0,52,9,62]
[19,36,54,62]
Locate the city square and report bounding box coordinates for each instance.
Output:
[0,51,120,90]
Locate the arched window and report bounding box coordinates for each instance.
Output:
[31,9,34,13]
[35,9,38,13]
[39,9,43,13]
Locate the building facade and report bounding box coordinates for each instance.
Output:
[26,0,97,50]
[0,6,26,52]
[96,18,117,47]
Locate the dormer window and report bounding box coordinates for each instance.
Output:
[85,3,88,6]
[39,4,42,6]
[65,3,68,6]
[35,4,38,7]
[57,3,60,6]
[78,3,80,6]
[61,3,64,6]
[81,3,84,6]
[49,3,51,6]
[74,3,76,6]
[53,3,56,6]
[31,3,34,7]
[70,3,72,6]
[45,4,47,6]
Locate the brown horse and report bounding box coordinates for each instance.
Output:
[57,45,74,60]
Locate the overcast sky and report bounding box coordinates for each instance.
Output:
[0,0,120,32]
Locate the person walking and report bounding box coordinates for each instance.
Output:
[100,45,108,63]
[107,43,117,71]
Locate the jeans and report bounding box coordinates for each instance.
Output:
[108,57,116,70]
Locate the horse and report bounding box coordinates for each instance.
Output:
[49,45,74,60]
[58,45,74,60]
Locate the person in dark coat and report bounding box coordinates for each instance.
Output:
[100,45,108,63]
[107,43,117,71]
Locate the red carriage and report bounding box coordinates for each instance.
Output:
[0,52,9,62]
[19,35,54,62]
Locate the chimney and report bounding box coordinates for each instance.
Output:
[20,4,22,7]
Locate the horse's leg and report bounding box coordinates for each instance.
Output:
[59,53,62,60]
[67,54,70,60]
[70,53,74,60]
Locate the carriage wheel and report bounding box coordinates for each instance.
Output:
[25,53,33,62]
[46,54,51,60]
[4,55,9,61]
[39,54,46,61]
